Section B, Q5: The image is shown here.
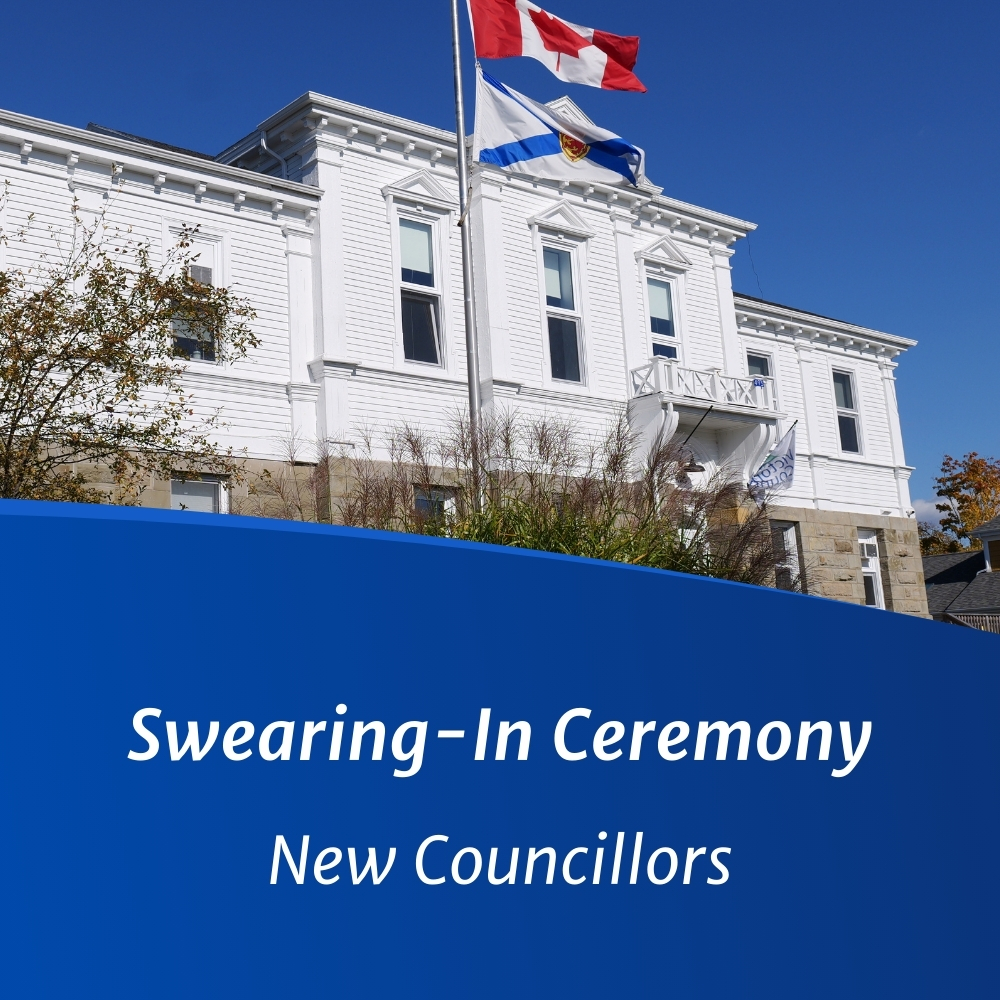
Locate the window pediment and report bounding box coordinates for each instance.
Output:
[382,169,457,212]
[635,233,692,270]
[528,202,594,240]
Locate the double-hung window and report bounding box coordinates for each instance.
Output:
[646,278,677,359]
[543,246,582,383]
[832,370,860,453]
[747,353,770,379]
[399,218,441,366]
[173,263,217,362]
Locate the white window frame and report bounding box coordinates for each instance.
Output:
[641,265,687,364]
[534,232,589,389]
[414,484,458,521]
[746,350,773,380]
[170,474,229,514]
[162,218,229,367]
[831,366,863,456]
[770,520,804,592]
[388,204,453,372]
[858,528,885,608]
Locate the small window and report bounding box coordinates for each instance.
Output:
[647,279,674,337]
[747,353,770,378]
[414,486,457,522]
[548,316,581,383]
[858,529,885,608]
[400,219,434,287]
[832,370,860,453]
[173,265,217,362]
[652,343,677,359]
[401,291,440,365]
[171,476,226,514]
[771,520,804,592]
[544,247,574,310]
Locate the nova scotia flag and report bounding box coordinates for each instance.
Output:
[473,68,644,187]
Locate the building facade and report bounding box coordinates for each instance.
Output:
[0,90,928,615]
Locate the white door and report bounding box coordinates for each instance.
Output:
[858,529,885,608]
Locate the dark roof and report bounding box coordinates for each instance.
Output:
[733,292,868,330]
[946,571,1000,615]
[85,123,215,161]
[923,550,985,616]
[971,513,1000,537]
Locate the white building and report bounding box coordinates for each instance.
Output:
[0,90,927,614]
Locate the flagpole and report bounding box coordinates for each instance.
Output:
[450,0,482,500]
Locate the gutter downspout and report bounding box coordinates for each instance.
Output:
[259,130,287,180]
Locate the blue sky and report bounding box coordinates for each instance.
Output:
[3,1,996,515]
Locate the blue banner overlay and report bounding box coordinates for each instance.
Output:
[0,501,996,997]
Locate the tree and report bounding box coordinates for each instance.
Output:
[917,520,963,556]
[0,187,257,503]
[237,411,782,587]
[934,452,1000,547]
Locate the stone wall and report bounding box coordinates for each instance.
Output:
[772,505,928,616]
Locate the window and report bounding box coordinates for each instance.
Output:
[770,520,804,592]
[400,219,434,287]
[173,264,217,362]
[646,278,677,359]
[414,486,457,523]
[858,529,885,608]
[401,292,440,365]
[171,476,226,513]
[543,247,582,383]
[832,370,860,453]
[399,218,441,365]
[747,354,770,378]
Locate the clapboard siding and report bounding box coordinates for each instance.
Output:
[0,99,917,518]
[0,121,319,462]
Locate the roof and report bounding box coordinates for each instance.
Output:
[86,123,215,160]
[923,550,985,616]
[0,106,320,199]
[734,293,863,329]
[947,571,1000,614]
[217,90,758,238]
[971,513,1000,538]
[732,292,916,351]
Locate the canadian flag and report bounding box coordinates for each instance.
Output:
[469,0,646,93]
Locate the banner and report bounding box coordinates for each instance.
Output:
[0,501,995,998]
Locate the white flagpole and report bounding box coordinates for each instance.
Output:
[450,0,483,497]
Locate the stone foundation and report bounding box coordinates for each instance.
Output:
[772,505,928,617]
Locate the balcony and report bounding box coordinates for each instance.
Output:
[627,359,784,479]
[630,358,778,413]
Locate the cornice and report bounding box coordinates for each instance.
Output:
[0,108,319,200]
[640,197,756,245]
[212,92,755,244]
[257,92,456,148]
[733,293,917,356]
[224,93,458,171]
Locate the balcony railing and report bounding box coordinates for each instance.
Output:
[630,359,777,411]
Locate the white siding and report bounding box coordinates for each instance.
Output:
[0,97,917,519]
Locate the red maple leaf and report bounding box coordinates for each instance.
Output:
[528,9,588,59]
